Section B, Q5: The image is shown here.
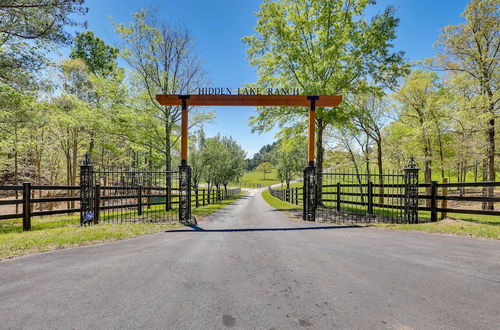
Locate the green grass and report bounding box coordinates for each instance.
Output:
[0,195,242,260]
[373,219,500,240]
[233,169,280,187]
[263,187,499,239]
[261,189,301,211]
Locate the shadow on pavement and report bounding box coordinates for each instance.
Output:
[166,225,360,233]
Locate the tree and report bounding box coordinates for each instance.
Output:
[246,142,276,170]
[70,32,120,155]
[0,0,87,88]
[272,138,305,189]
[113,9,209,173]
[114,9,211,208]
[394,70,441,185]
[256,162,273,180]
[244,0,408,199]
[426,0,499,207]
[202,135,246,191]
[70,31,119,77]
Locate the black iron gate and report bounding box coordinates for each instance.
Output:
[80,156,179,224]
[297,157,419,223]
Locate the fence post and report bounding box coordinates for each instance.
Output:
[336,182,341,212]
[137,184,142,216]
[22,182,31,231]
[178,163,192,224]
[431,180,438,222]
[368,180,373,215]
[79,153,94,226]
[441,178,448,220]
[202,189,206,206]
[404,157,419,224]
[94,184,100,224]
[195,189,199,208]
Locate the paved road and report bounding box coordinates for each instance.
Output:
[1,189,500,329]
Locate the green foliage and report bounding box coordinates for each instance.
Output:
[0,1,87,88]
[262,189,301,211]
[246,142,276,170]
[195,134,246,189]
[70,31,119,77]
[256,161,273,180]
[272,137,306,188]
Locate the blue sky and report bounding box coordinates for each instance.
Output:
[63,0,469,157]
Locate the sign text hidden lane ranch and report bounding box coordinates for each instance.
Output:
[197,87,302,95]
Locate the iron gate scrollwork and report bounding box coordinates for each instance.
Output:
[404,157,419,224]
[303,165,317,221]
[80,153,95,226]
[178,163,192,223]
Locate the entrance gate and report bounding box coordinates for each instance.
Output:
[156,93,343,223]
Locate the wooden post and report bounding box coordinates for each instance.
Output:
[431,180,438,222]
[307,96,319,167]
[202,189,206,206]
[22,182,31,231]
[94,184,100,224]
[441,178,448,220]
[137,184,142,216]
[179,95,190,165]
[195,189,199,208]
[368,181,373,214]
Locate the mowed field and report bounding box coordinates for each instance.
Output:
[233,169,281,186]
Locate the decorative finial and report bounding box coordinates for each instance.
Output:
[82,152,92,166]
[406,156,418,169]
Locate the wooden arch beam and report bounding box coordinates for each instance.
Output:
[155,94,343,165]
[155,94,342,107]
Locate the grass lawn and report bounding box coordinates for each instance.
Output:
[374,218,500,240]
[262,189,301,211]
[234,169,280,186]
[0,195,242,260]
[261,188,499,239]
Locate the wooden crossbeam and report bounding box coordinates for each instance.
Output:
[155,94,342,107]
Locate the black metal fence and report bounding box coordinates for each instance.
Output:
[268,186,303,205]
[318,170,407,223]
[230,182,263,189]
[268,167,500,223]
[0,158,241,230]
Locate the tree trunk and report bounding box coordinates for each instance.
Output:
[484,117,495,209]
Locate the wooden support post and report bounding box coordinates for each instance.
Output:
[441,178,448,220]
[22,182,31,231]
[307,96,319,167]
[195,189,199,208]
[431,180,438,222]
[137,184,142,216]
[202,189,206,206]
[179,95,190,165]
[94,184,100,224]
[368,181,373,214]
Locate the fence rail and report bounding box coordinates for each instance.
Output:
[0,183,241,230]
[268,174,500,223]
